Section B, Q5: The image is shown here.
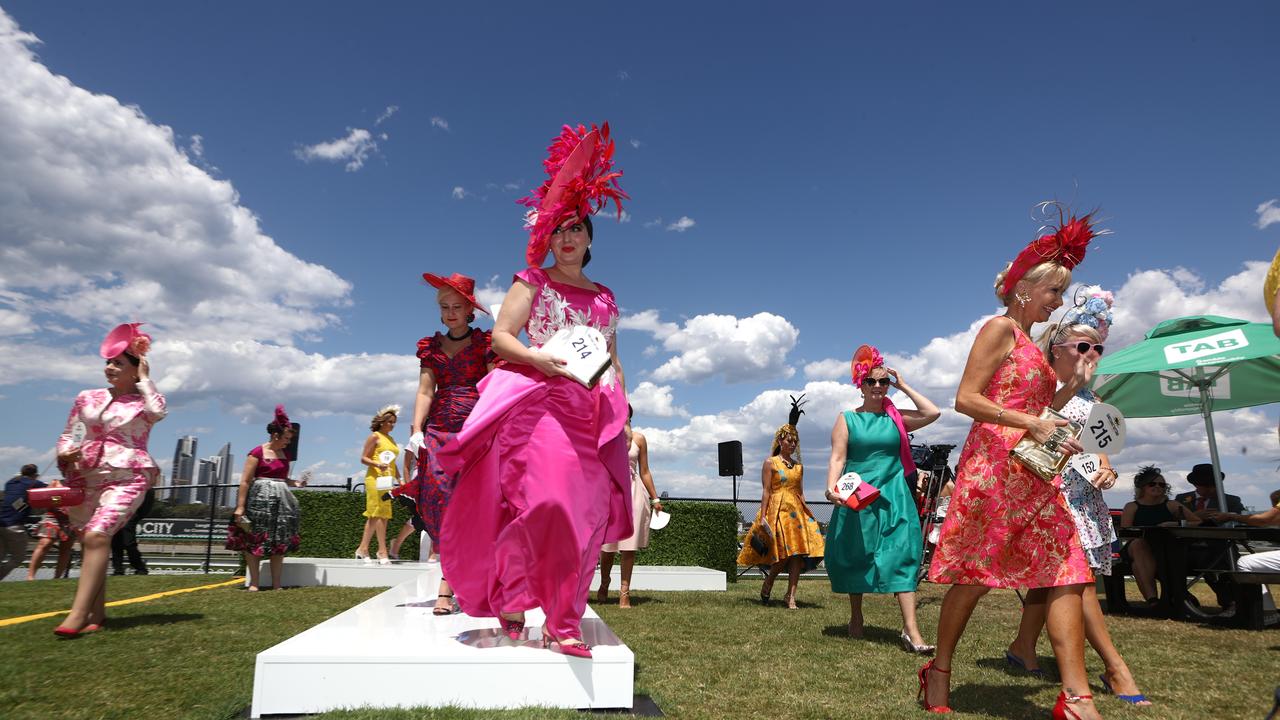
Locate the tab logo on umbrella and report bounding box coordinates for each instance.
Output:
[1162,328,1248,364]
[1159,366,1231,399]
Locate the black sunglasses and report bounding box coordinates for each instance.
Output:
[862,377,892,387]
[1058,341,1104,356]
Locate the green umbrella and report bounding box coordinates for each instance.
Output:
[1094,315,1280,510]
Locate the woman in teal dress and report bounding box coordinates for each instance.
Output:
[824,345,941,652]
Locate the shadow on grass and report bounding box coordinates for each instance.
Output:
[819,624,904,649]
[107,612,203,630]
[949,682,1043,719]
[975,654,1057,681]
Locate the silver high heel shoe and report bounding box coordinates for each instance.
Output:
[901,631,936,655]
[355,551,372,565]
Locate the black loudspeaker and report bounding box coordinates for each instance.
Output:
[285,422,301,462]
[718,440,743,477]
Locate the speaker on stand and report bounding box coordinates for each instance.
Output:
[718,439,744,511]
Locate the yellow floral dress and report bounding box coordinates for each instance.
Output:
[363,432,399,519]
[738,456,825,568]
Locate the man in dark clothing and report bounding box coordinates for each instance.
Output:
[1172,463,1247,614]
[1173,463,1246,518]
[1,464,46,580]
[111,489,154,575]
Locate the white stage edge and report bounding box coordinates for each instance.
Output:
[592,564,725,591]
[250,568,634,717]
[242,556,438,588]
[253,556,725,591]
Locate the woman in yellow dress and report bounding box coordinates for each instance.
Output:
[357,405,400,565]
[737,396,825,609]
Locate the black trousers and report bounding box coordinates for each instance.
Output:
[112,489,154,573]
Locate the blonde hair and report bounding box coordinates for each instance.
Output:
[1036,323,1102,360]
[993,261,1072,305]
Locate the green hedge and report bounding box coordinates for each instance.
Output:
[294,490,421,559]
[633,500,739,582]
[294,492,738,580]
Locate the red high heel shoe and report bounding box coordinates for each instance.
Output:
[53,625,82,638]
[1051,691,1094,720]
[499,615,525,640]
[917,659,952,714]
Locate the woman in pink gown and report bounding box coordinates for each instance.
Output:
[920,210,1105,720]
[442,123,630,659]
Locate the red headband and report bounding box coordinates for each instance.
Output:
[999,213,1097,297]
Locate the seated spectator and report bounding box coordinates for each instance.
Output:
[1208,489,1280,626]
[2,464,46,581]
[1173,464,1246,614]
[1174,463,1245,520]
[1120,466,1199,603]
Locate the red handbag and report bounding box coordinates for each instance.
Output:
[835,472,881,511]
[27,486,86,510]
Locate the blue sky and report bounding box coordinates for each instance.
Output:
[2,2,1278,508]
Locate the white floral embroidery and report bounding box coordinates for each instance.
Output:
[526,277,619,388]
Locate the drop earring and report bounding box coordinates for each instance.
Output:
[1015,292,1030,307]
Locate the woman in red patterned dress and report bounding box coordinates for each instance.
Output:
[393,272,494,614]
[920,211,1104,720]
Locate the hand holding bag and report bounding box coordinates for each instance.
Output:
[835,471,881,511]
[749,520,773,556]
[1011,407,1083,481]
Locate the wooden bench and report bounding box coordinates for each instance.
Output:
[1226,571,1280,630]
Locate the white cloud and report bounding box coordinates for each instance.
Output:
[666,216,696,232]
[294,127,377,171]
[476,276,506,318]
[616,70,630,81]
[0,445,53,471]
[629,138,642,149]
[630,311,798,384]
[1256,199,1280,230]
[643,217,663,229]
[629,381,688,418]
[430,116,449,131]
[374,105,398,126]
[451,186,469,200]
[598,209,632,223]
[804,358,848,381]
[0,9,373,417]
[619,309,679,339]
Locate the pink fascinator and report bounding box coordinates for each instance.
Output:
[273,404,290,428]
[1000,209,1101,298]
[99,323,152,359]
[518,123,628,267]
[851,344,885,387]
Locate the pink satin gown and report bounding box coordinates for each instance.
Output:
[441,267,632,642]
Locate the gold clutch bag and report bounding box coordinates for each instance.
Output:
[1010,408,1082,481]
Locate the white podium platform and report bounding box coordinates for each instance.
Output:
[242,556,437,588]
[591,564,725,591]
[250,569,634,717]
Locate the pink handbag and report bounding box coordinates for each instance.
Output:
[835,472,881,511]
[28,486,86,510]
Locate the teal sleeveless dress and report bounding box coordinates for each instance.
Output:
[824,411,922,594]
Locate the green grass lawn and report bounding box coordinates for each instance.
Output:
[1,575,1275,719]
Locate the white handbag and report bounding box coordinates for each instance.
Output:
[541,325,611,388]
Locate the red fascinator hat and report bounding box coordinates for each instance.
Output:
[518,123,628,267]
[99,323,152,360]
[422,272,490,315]
[851,344,885,387]
[999,207,1100,298]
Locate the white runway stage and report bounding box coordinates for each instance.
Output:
[250,565,634,717]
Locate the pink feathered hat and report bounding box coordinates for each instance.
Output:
[99,323,152,359]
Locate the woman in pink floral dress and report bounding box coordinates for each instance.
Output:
[54,323,166,636]
[441,123,631,659]
[919,212,1106,720]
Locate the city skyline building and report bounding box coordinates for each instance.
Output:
[195,442,235,507]
[170,435,197,504]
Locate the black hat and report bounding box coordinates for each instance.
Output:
[1187,463,1224,487]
